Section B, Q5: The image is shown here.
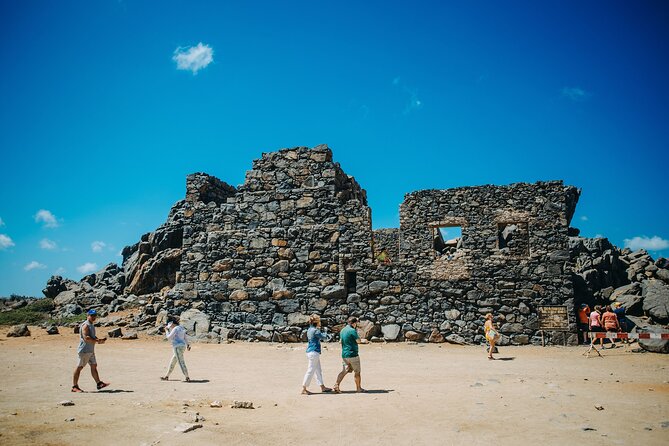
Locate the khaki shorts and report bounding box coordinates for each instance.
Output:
[342,356,361,373]
[77,352,97,367]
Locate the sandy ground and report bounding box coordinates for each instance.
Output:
[0,327,668,446]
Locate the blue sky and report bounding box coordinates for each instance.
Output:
[1,1,668,296]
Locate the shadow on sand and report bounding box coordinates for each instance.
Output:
[311,389,394,395]
[494,357,515,361]
[97,389,134,393]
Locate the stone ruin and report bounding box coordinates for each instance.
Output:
[42,145,669,348]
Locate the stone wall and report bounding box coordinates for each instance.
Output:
[44,144,591,346]
[373,229,399,262]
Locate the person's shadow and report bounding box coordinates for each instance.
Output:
[97,389,134,393]
[185,379,210,383]
[495,357,515,361]
[320,389,394,395]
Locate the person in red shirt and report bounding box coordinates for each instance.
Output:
[577,304,591,344]
[601,305,620,349]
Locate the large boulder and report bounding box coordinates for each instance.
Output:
[54,290,77,306]
[609,283,642,302]
[125,248,182,295]
[636,323,669,354]
[7,324,30,337]
[42,276,70,299]
[381,324,401,341]
[642,280,669,323]
[615,294,644,316]
[180,309,211,336]
[356,320,378,340]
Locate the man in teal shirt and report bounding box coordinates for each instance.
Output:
[334,317,369,393]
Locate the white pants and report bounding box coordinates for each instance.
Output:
[166,345,189,378]
[302,351,323,387]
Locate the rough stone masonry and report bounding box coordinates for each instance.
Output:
[41,145,669,347]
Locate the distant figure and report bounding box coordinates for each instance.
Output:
[161,316,191,382]
[376,249,391,265]
[601,305,620,349]
[589,305,605,349]
[72,309,109,392]
[612,302,629,334]
[577,304,591,344]
[334,317,369,393]
[301,314,333,395]
[484,313,500,360]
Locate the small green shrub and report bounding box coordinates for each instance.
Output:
[48,313,86,325]
[26,298,56,312]
[0,308,48,325]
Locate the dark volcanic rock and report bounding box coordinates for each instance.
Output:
[7,324,30,337]
[642,280,669,323]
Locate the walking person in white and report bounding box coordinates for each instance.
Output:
[161,317,191,382]
[301,314,333,395]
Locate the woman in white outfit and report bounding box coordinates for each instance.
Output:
[301,314,333,395]
[161,317,191,382]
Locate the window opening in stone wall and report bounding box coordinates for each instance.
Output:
[497,222,529,256]
[433,226,463,259]
[345,271,357,294]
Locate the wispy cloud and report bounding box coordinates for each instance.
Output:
[0,234,15,250]
[40,238,57,250]
[35,209,59,228]
[91,240,107,253]
[393,76,423,114]
[24,261,46,271]
[624,235,669,252]
[0,217,4,226]
[404,91,423,114]
[54,267,66,275]
[580,216,588,221]
[77,262,98,275]
[173,43,214,74]
[561,87,591,102]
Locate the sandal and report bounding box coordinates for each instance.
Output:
[71,385,84,393]
[185,377,191,382]
[160,376,169,381]
[321,387,333,393]
[96,381,110,390]
[333,385,341,394]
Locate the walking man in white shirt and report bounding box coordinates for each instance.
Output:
[160,316,191,382]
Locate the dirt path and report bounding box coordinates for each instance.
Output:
[0,327,668,445]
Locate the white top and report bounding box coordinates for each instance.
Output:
[166,324,188,347]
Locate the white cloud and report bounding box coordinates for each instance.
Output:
[91,240,107,253]
[0,234,15,250]
[0,217,4,226]
[624,236,669,252]
[580,216,588,221]
[173,43,214,74]
[54,267,66,275]
[77,262,98,275]
[40,238,57,250]
[561,87,590,102]
[24,261,46,271]
[404,92,423,114]
[34,209,59,228]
